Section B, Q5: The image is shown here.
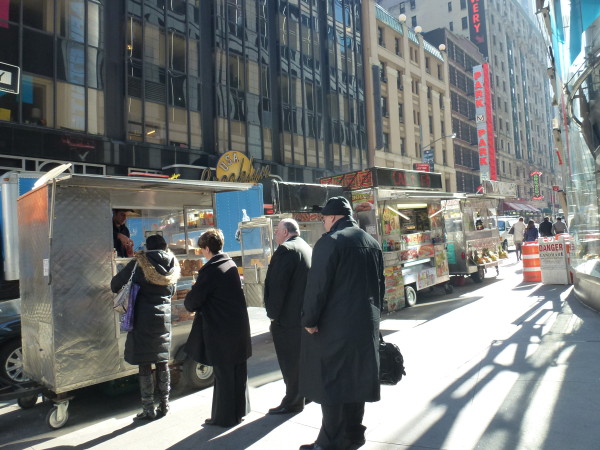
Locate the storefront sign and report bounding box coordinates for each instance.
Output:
[468,0,489,57]
[482,180,517,197]
[531,171,543,200]
[0,62,20,95]
[413,163,431,172]
[201,150,271,183]
[473,64,497,181]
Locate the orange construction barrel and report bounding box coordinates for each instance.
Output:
[522,242,541,282]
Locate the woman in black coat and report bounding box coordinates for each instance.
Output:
[111,234,180,420]
[184,228,252,427]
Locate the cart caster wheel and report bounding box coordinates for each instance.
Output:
[46,402,69,429]
[404,285,417,307]
[471,266,485,283]
[444,283,454,294]
[17,394,38,409]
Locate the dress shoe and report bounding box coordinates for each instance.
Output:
[204,418,242,427]
[268,405,303,415]
[299,444,325,450]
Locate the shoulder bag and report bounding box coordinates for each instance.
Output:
[379,333,406,385]
[113,261,138,314]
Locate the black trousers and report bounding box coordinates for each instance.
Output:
[211,361,250,427]
[316,402,366,449]
[270,322,303,408]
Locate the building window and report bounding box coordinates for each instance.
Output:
[449,21,453,31]
[411,16,417,27]
[378,27,385,47]
[410,0,416,10]
[383,132,389,152]
[400,3,406,13]
[381,96,388,117]
[395,38,401,56]
[448,2,452,12]
[398,103,404,122]
[460,0,467,9]
[380,61,387,82]
[461,17,468,29]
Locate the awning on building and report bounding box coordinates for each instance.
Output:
[501,201,541,212]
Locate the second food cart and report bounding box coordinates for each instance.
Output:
[321,167,466,309]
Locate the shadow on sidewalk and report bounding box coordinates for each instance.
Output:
[40,422,148,449]
[168,413,296,449]
[380,284,600,449]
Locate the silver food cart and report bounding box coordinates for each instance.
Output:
[18,174,251,428]
[321,168,464,309]
[239,181,345,307]
[442,195,505,283]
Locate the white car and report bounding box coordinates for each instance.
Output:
[498,216,517,250]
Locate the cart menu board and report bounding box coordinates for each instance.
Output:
[384,265,405,311]
[320,167,443,190]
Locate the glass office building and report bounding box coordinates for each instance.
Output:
[545,5,599,307]
[0,0,367,181]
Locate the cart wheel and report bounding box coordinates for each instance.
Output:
[471,266,485,283]
[183,358,215,390]
[17,394,38,409]
[444,283,454,294]
[46,402,69,429]
[404,285,417,307]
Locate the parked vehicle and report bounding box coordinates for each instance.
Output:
[498,216,518,250]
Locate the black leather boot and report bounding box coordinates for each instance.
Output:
[134,374,156,421]
[156,365,170,418]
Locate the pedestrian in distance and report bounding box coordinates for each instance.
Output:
[264,218,312,415]
[523,220,539,242]
[184,228,252,427]
[299,197,385,450]
[552,217,568,235]
[110,234,181,421]
[511,217,527,261]
[539,217,553,237]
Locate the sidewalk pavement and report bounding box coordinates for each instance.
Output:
[7,260,600,449]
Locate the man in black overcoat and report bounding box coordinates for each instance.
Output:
[539,217,553,237]
[299,197,385,450]
[264,218,312,414]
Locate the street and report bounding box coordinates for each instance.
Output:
[2,256,600,449]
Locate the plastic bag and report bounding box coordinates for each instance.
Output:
[120,283,140,332]
[113,261,138,313]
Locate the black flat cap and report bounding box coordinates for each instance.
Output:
[321,196,353,216]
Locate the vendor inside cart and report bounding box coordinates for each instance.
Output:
[113,209,135,257]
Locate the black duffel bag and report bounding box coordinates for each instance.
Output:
[379,334,406,385]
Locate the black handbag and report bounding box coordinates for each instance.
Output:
[379,333,406,385]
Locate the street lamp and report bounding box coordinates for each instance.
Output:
[421,133,456,170]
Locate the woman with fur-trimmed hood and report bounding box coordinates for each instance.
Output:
[111,234,180,421]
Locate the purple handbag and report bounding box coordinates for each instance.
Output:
[120,283,140,332]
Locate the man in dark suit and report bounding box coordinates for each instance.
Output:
[299,197,384,450]
[264,218,312,414]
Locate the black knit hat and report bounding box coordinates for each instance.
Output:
[146,234,167,250]
[321,196,353,216]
